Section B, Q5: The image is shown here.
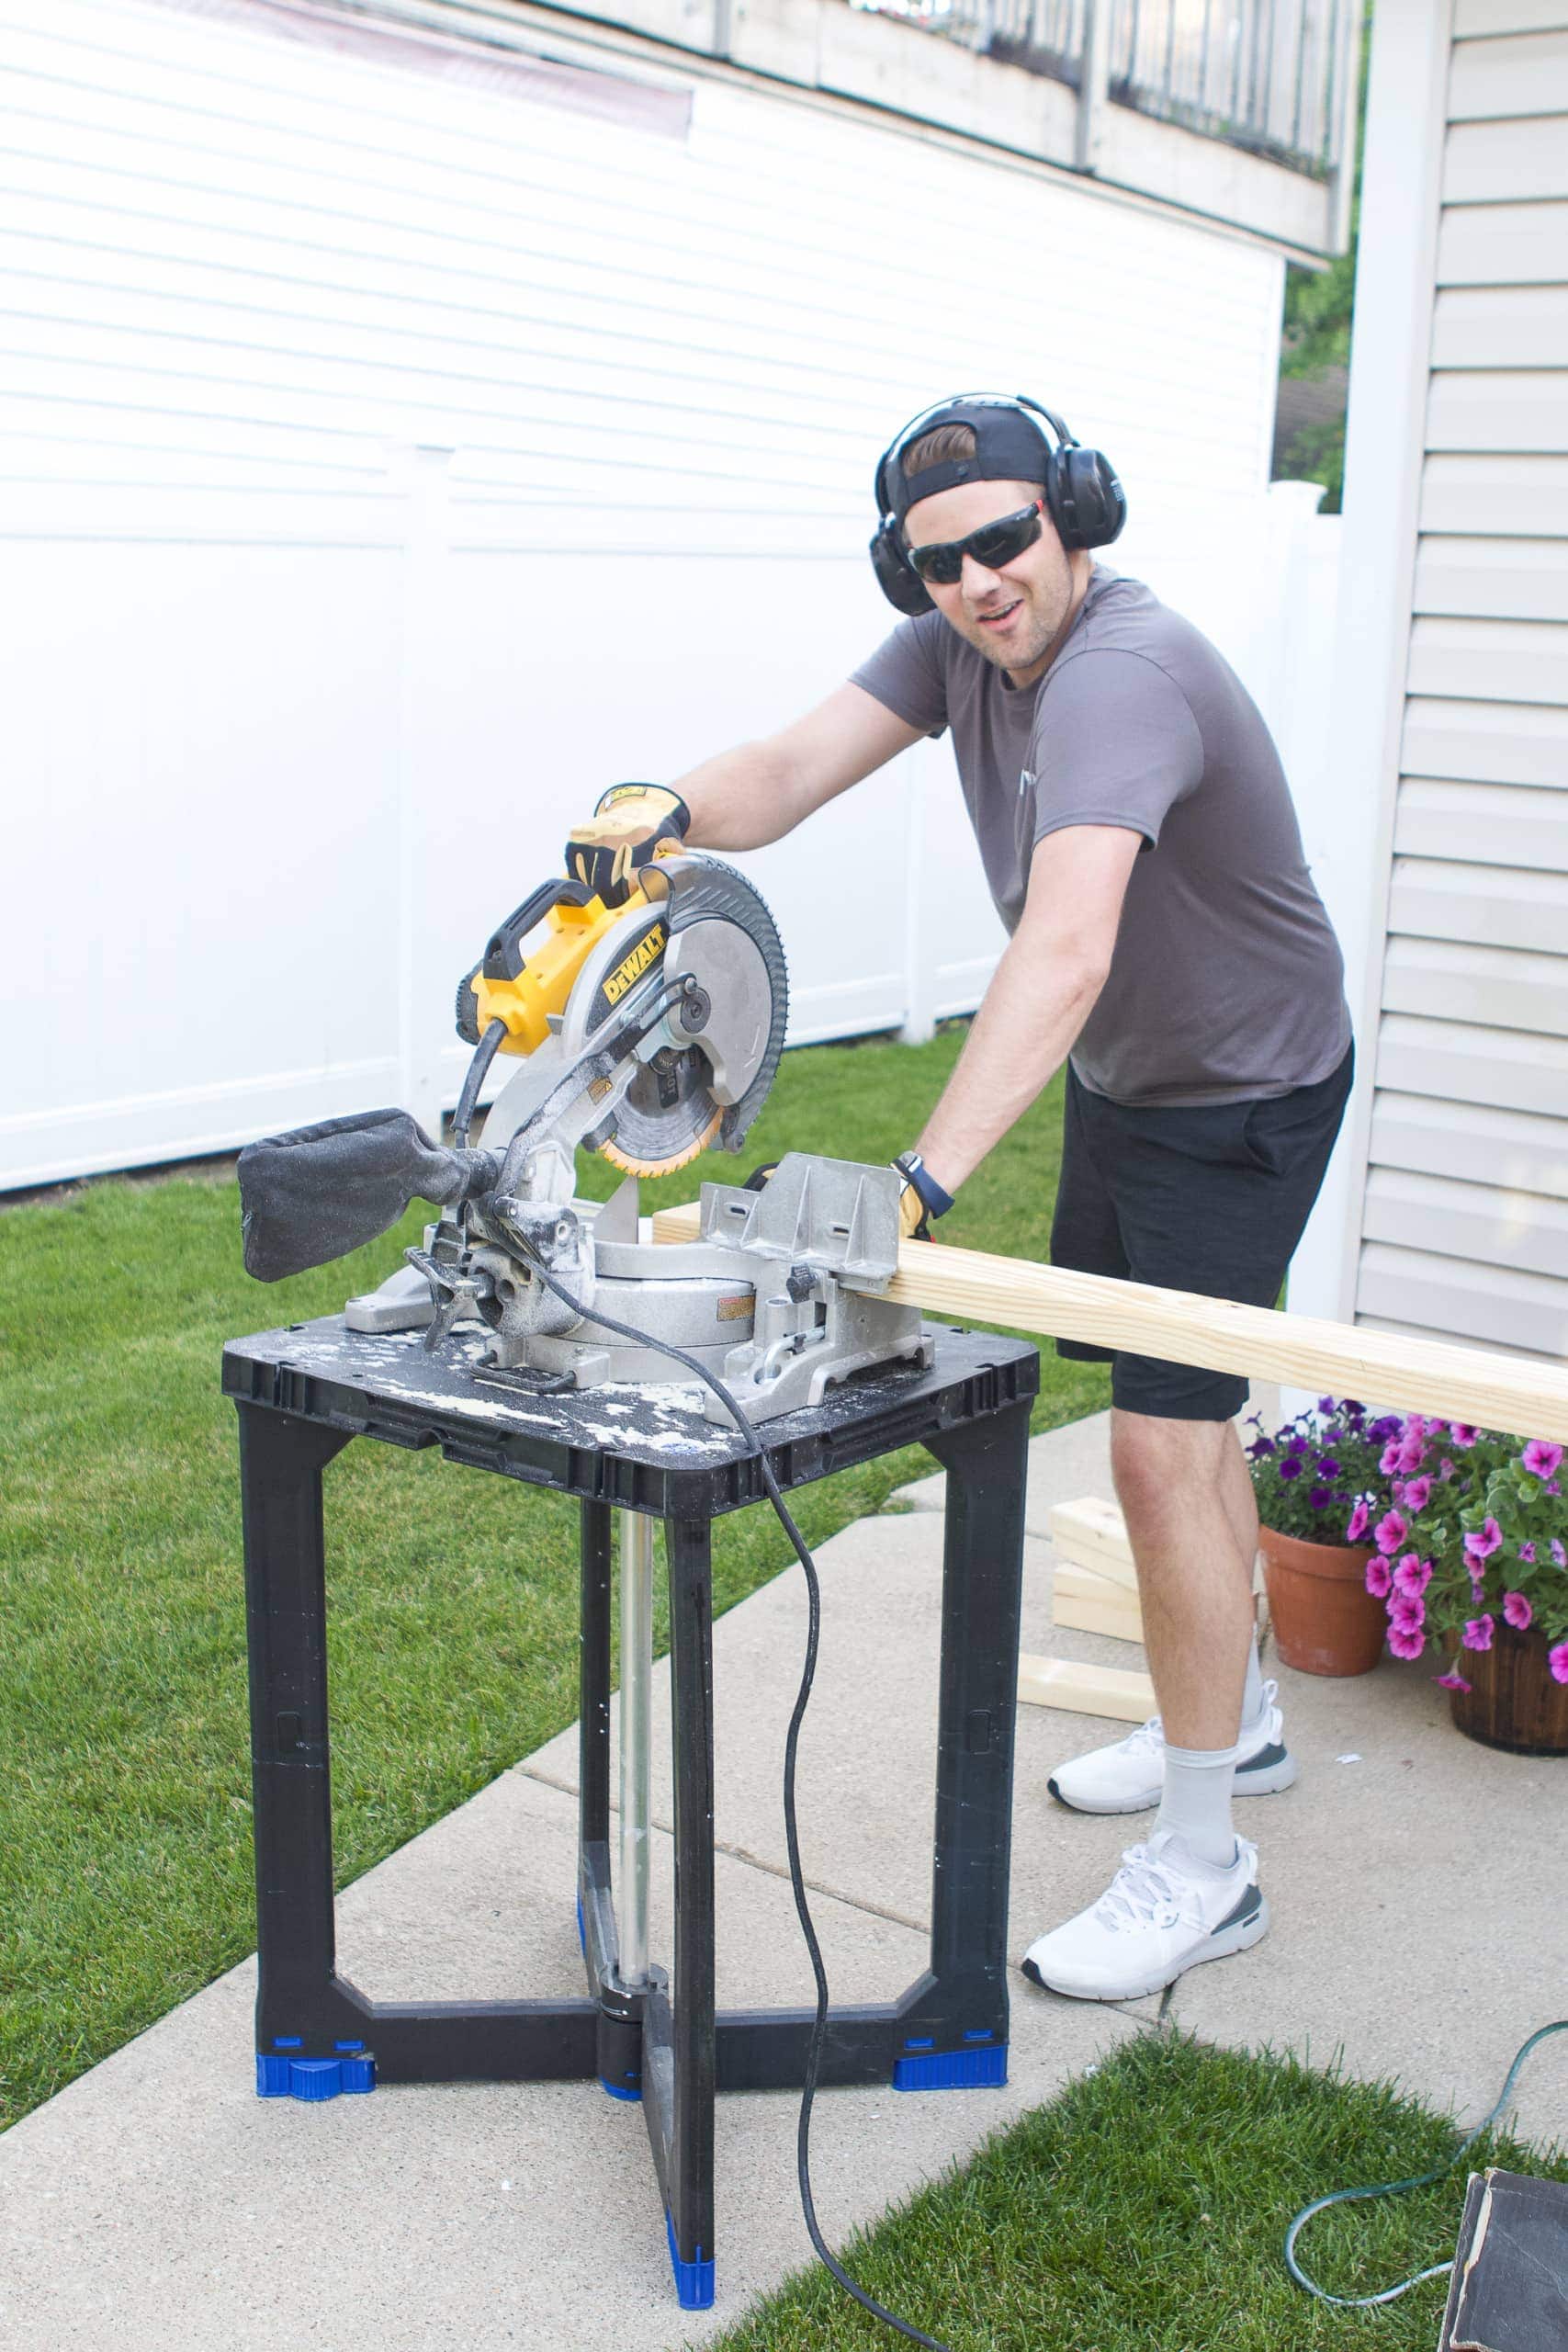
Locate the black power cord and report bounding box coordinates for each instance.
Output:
[510,1237,954,2352]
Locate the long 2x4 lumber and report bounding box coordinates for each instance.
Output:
[649,1204,1568,1442]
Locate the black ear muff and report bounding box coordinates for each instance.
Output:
[869,517,934,616]
[1048,444,1127,551]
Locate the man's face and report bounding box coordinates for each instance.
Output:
[902,476,1081,686]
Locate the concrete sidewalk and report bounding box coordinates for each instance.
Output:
[3,1412,1564,2351]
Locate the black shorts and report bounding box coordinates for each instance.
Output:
[1051,1042,1355,1421]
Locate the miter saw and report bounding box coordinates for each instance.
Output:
[238,849,932,1422]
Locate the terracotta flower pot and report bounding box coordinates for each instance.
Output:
[1447,1622,1568,1756]
[1257,1525,1387,1677]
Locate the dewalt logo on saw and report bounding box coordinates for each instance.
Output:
[604,923,666,1005]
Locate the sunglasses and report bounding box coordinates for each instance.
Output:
[906,498,1046,585]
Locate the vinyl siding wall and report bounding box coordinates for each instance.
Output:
[1354,0,1568,1362]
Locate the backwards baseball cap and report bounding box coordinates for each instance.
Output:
[876,393,1065,525]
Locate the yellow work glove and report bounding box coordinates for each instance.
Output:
[892,1152,953,1242]
[564,783,690,907]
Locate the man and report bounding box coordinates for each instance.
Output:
[564,393,1353,2003]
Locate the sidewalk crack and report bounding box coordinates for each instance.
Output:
[517,1761,930,1937]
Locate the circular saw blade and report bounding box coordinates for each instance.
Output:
[561,858,786,1180]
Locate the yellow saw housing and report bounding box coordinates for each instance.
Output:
[463,886,653,1059]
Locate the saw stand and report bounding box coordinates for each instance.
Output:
[224,1312,1036,2310]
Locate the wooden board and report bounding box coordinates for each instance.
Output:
[1049,1496,1137,1592]
[1051,1559,1145,1645]
[649,1202,1568,1442]
[1016,1655,1156,1722]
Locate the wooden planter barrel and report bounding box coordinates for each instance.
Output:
[1257,1526,1386,1677]
[1448,1622,1568,1756]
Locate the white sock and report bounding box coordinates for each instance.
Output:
[1241,1634,1266,1734]
[1153,1742,1237,1868]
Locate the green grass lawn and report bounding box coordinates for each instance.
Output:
[0,1028,1108,2133]
[709,2029,1568,2352]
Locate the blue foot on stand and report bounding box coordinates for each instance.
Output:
[599,2071,641,2101]
[666,2211,715,2310]
[892,2041,1008,2092]
[256,2048,375,2100]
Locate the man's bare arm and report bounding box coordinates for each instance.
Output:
[914,825,1143,1197]
[676,683,923,851]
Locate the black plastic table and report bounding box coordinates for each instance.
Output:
[223,1313,1036,2309]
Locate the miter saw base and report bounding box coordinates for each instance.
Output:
[344,1153,933,1424]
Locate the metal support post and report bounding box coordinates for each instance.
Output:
[617,1509,654,1991]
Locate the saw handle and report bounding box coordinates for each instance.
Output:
[481,877,597,984]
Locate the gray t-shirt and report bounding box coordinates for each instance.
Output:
[851,566,1351,1106]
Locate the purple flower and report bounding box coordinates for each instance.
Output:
[1433,1671,1472,1693]
[1374,1511,1408,1556]
[1402,1475,1432,1512]
[1518,1542,1537,1566]
[1369,1416,1402,1444]
[1391,1592,1426,1634]
[1346,1498,1371,1543]
[1393,1554,1432,1600]
[1364,1556,1392,1598]
[1316,1457,1341,1479]
[1317,1395,1337,1416]
[1462,1614,1495,1652]
[1247,1435,1276,1458]
[1466,1518,1503,1562]
[1550,1642,1568,1686]
[1309,1485,1333,1510]
[1521,1440,1563,1480]
[1388,1624,1427,1661]
[1503,1590,1533,1632]
[1552,1539,1567,1569]
[1278,1457,1302,1481]
[1344,1400,1366,1423]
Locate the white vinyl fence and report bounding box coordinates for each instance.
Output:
[0,0,1337,1192]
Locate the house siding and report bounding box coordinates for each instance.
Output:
[1353,0,1568,1363]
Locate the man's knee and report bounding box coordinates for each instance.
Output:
[1111,1408,1229,1520]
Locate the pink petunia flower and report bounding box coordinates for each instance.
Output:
[1379,1442,1402,1476]
[1374,1510,1409,1556]
[1449,1424,1478,1448]
[1433,1672,1472,1692]
[1364,1556,1392,1599]
[1391,1593,1427,1634]
[1346,1498,1371,1544]
[1521,1440,1563,1480]
[1438,1457,1455,1482]
[1551,1539,1567,1569]
[1402,1476,1432,1512]
[1503,1590,1533,1632]
[1388,1625,1426,1661]
[1393,1554,1432,1600]
[1462,1614,1495,1651]
[1518,1543,1536,1566]
[1397,1435,1428,1476]
[1550,1642,1568,1685]
[1467,1518,1503,1562]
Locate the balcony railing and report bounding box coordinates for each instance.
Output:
[847,0,1353,178]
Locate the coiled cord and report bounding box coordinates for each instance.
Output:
[1286,2018,1568,2308]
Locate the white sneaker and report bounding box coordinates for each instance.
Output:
[1021,1831,1269,2003]
[1047,1679,1298,1815]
